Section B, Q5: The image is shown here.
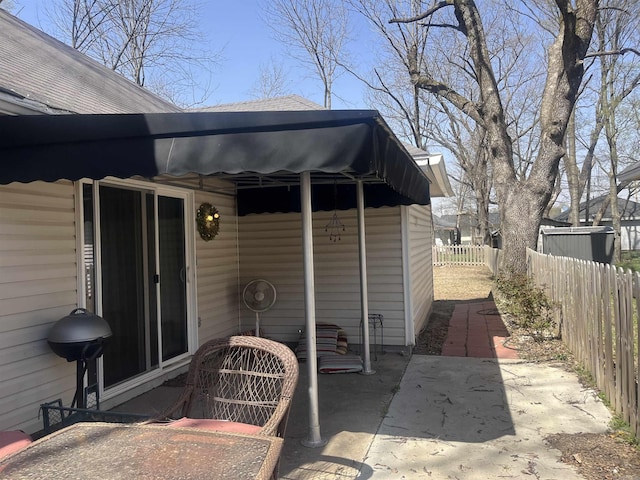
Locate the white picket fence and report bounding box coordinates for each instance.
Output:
[432,245,500,274]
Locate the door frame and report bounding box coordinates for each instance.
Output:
[74,177,198,401]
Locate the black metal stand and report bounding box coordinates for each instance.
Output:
[71,340,104,409]
[359,313,384,360]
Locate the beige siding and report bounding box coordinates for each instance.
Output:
[0,181,78,433]
[0,177,243,435]
[407,204,434,341]
[194,189,241,343]
[238,207,407,347]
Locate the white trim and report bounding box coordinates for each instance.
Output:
[184,190,199,353]
[74,182,87,308]
[401,205,414,346]
[149,193,158,374]
[101,357,191,402]
[74,177,198,401]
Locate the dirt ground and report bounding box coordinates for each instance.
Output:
[415,265,640,480]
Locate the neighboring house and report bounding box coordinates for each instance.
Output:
[0,10,447,435]
[432,215,459,246]
[553,195,640,251]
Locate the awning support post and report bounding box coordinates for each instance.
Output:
[300,171,326,448]
[358,180,375,375]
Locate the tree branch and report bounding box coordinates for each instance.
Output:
[417,22,462,32]
[585,47,640,58]
[389,0,452,25]
[411,73,483,125]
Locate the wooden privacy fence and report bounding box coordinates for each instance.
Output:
[433,245,500,273]
[527,249,640,437]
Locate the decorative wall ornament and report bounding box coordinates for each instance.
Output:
[325,182,345,242]
[196,203,220,241]
[325,212,345,242]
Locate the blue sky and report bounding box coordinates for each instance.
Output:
[13,0,371,109]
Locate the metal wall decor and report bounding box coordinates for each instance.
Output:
[325,212,345,242]
[325,182,345,242]
[196,202,220,241]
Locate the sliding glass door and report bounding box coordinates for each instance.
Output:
[82,182,191,390]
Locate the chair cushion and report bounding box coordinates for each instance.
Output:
[0,431,32,459]
[296,323,340,360]
[336,329,348,355]
[166,417,262,435]
[318,354,363,374]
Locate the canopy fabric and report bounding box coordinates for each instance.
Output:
[0,110,430,211]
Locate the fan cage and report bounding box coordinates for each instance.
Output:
[243,280,277,313]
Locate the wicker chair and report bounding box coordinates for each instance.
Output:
[158,335,299,439]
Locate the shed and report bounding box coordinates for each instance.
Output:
[541,226,615,264]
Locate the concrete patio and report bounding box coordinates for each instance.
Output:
[109,300,612,479]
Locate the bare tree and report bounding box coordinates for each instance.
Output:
[391,0,598,275]
[0,0,16,12]
[249,58,292,99]
[351,1,547,247]
[46,0,219,107]
[587,1,640,261]
[261,0,351,108]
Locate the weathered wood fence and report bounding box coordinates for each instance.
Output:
[432,245,500,274]
[527,249,639,437]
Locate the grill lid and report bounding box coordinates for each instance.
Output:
[48,308,112,344]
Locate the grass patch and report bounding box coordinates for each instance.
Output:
[618,251,640,272]
[609,414,640,448]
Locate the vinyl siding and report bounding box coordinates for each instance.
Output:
[407,204,434,340]
[237,207,408,348]
[0,181,79,433]
[0,177,242,434]
[194,189,241,342]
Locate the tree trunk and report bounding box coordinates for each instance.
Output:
[475,189,491,245]
[500,184,545,273]
[565,108,582,226]
[497,1,597,275]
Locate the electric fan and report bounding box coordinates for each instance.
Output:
[242,279,277,337]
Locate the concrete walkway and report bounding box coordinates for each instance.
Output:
[364,356,611,479]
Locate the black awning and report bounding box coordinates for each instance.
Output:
[0,110,430,212]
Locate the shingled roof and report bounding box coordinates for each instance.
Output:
[197,94,324,112]
[554,195,640,222]
[0,10,179,114]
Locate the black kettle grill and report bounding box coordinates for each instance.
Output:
[48,308,112,409]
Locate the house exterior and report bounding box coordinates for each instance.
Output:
[0,10,447,436]
[553,195,640,251]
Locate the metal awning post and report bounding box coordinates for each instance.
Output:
[300,171,326,448]
[357,180,374,375]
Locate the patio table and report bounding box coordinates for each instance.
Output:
[0,422,283,480]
